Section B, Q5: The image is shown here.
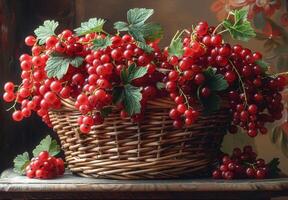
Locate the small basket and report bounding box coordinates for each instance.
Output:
[49,98,230,179]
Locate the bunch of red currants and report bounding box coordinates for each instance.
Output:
[163,20,286,136]
[2,8,287,138]
[25,151,64,179]
[212,146,278,180]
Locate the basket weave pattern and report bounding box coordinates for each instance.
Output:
[49,98,230,179]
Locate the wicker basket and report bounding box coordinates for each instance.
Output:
[48,97,230,179]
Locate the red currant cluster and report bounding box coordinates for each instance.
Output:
[25,151,64,179]
[212,146,277,180]
[2,8,287,137]
[3,30,89,125]
[163,20,286,137]
[74,34,165,133]
[3,30,165,133]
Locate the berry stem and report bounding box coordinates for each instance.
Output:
[178,86,191,109]
[228,59,248,107]
[212,22,224,35]
[212,12,231,35]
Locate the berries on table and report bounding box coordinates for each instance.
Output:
[212,146,280,180]
[25,151,64,179]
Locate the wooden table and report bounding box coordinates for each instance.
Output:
[1,169,288,200]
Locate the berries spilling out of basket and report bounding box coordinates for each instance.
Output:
[25,151,64,179]
[212,146,280,179]
[2,7,287,137]
[3,8,166,132]
[163,8,286,136]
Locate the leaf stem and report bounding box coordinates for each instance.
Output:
[217,29,229,35]
[273,72,288,76]
[228,59,248,107]
[212,22,224,35]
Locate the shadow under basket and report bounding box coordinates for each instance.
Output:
[49,98,230,179]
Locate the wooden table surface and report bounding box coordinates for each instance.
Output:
[1,169,288,200]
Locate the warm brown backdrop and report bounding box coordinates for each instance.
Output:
[0,0,287,174]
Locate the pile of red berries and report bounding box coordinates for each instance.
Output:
[74,34,165,133]
[3,9,166,134]
[163,19,286,136]
[2,8,287,137]
[25,151,64,179]
[212,146,279,179]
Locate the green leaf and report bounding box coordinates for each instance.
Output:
[255,59,269,72]
[100,107,112,117]
[112,87,124,104]
[234,7,248,24]
[127,8,154,26]
[168,38,184,57]
[223,20,256,42]
[137,41,153,53]
[114,8,162,47]
[203,67,228,91]
[34,20,59,45]
[70,57,84,68]
[123,84,142,115]
[141,23,164,41]
[74,18,106,36]
[114,21,129,31]
[32,135,61,157]
[129,26,145,42]
[92,36,112,50]
[13,152,30,175]
[223,7,256,42]
[45,55,84,79]
[156,82,165,90]
[267,158,281,177]
[200,93,221,114]
[127,64,148,82]
[121,63,148,83]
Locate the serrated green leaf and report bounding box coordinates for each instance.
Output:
[100,107,112,117]
[128,64,148,82]
[112,87,124,104]
[13,152,30,175]
[168,38,184,57]
[137,41,153,53]
[223,8,256,42]
[267,158,281,177]
[121,63,148,83]
[129,26,145,42]
[32,135,61,157]
[34,20,59,45]
[234,7,248,24]
[200,93,221,114]
[156,82,165,90]
[70,57,84,68]
[115,8,162,47]
[255,59,269,72]
[223,20,256,42]
[123,84,142,115]
[127,8,154,26]
[203,67,228,91]
[141,23,164,41]
[74,18,106,36]
[45,55,84,79]
[114,21,129,31]
[92,36,112,50]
